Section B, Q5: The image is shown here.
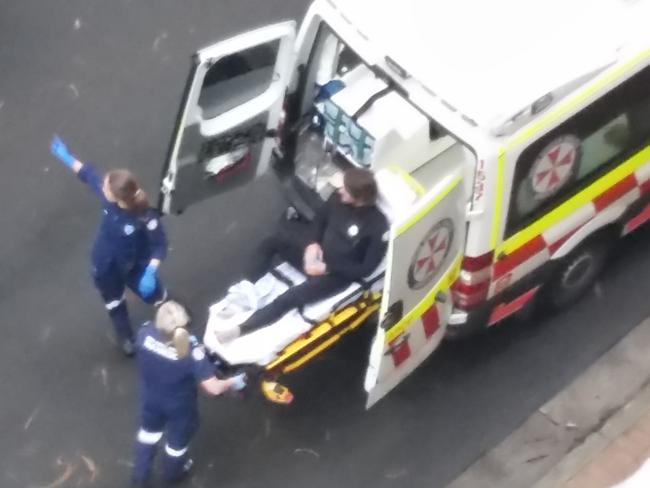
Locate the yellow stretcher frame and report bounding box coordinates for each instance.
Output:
[263,290,382,377]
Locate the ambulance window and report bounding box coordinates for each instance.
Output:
[198,40,280,120]
[507,65,650,235]
[336,45,361,76]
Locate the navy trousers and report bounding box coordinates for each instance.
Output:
[132,401,198,483]
[93,263,166,342]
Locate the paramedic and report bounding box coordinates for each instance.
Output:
[132,301,246,486]
[50,135,168,356]
[217,168,388,342]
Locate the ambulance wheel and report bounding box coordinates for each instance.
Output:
[543,235,612,310]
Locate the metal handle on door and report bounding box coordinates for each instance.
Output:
[384,333,410,356]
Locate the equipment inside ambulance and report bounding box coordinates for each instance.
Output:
[158,0,650,407]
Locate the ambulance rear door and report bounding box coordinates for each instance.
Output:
[159,22,296,214]
[364,170,466,408]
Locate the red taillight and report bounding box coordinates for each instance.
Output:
[452,251,494,309]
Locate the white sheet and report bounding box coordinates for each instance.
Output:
[203,263,379,366]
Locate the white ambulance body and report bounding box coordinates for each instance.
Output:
[159,0,650,406]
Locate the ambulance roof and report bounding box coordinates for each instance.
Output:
[331,0,650,133]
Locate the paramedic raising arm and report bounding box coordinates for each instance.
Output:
[50,135,83,174]
[50,135,106,199]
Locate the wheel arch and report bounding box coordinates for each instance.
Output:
[549,204,626,260]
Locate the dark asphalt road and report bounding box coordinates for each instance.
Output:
[2,2,650,488]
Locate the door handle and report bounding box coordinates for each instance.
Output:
[384,333,410,356]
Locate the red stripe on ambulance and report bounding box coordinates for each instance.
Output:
[389,336,411,367]
[624,202,650,234]
[593,174,638,212]
[421,305,440,338]
[493,235,546,279]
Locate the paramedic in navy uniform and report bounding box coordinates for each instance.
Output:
[217,168,388,342]
[132,301,246,486]
[50,135,168,356]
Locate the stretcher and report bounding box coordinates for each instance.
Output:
[203,168,419,403]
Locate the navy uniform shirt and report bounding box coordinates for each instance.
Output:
[136,322,215,409]
[312,192,388,281]
[77,164,167,275]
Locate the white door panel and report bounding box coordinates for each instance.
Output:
[365,171,465,408]
[159,21,296,214]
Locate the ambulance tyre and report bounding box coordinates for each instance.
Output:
[543,233,613,311]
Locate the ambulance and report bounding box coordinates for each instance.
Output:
[158,0,650,407]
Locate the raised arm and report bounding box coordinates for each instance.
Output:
[50,135,105,198]
[50,135,83,174]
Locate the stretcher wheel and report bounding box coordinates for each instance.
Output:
[261,381,294,405]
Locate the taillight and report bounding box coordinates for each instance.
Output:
[451,251,494,309]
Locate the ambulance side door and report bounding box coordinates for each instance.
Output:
[364,170,466,408]
[159,22,296,214]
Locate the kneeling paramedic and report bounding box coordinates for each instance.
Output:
[132,301,246,486]
[217,168,388,342]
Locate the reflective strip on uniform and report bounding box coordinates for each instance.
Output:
[154,289,168,307]
[164,444,188,457]
[137,429,163,445]
[105,295,125,311]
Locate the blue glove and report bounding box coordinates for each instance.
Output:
[50,135,77,168]
[138,264,158,298]
[230,373,247,391]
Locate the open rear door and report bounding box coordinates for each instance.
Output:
[364,171,466,408]
[159,22,296,214]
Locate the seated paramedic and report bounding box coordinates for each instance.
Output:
[216,168,388,342]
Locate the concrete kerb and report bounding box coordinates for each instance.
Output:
[445,317,650,488]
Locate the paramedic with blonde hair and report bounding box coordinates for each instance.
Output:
[132,301,246,486]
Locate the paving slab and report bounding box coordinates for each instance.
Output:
[447,318,650,488]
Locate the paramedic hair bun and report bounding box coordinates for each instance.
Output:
[156,300,190,334]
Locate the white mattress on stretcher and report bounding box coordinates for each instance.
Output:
[203,262,384,366]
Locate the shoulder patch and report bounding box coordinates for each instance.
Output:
[147,218,159,231]
[192,346,206,361]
